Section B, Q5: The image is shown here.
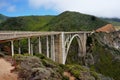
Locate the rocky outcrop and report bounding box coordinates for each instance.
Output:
[94,31,120,50]
[96,24,115,33]
[89,31,120,80]
[14,54,63,80]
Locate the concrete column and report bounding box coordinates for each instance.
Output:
[18,40,21,54]
[38,37,42,54]
[31,43,33,55]
[61,32,65,64]
[28,37,31,54]
[83,33,87,56]
[46,36,49,58]
[51,35,55,61]
[11,40,14,56]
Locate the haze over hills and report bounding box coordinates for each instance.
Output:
[0,11,108,31]
[101,17,120,26]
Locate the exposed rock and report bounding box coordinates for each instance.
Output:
[89,31,120,80]
[96,24,115,33]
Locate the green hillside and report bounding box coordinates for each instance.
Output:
[43,11,108,31]
[0,11,108,31]
[0,14,8,23]
[0,16,54,31]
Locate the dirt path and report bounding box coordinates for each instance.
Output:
[63,71,76,80]
[0,58,18,80]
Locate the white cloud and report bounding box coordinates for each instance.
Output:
[7,5,16,12]
[28,0,120,18]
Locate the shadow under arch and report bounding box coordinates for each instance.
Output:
[64,34,83,64]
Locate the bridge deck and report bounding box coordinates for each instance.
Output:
[0,31,91,41]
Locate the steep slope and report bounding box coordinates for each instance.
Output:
[88,31,120,80]
[43,11,108,31]
[0,14,8,23]
[0,16,54,31]
[96,24,115,32]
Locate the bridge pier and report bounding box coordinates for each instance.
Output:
[28,38,31,54]
[51,35,55,61]
[61,32,66,64]
[11,40,14,56]
[83,33,87,56]
[18,40,21,54]
[46,36,49,58]
[38,37,42,54]
[31,43,33,55]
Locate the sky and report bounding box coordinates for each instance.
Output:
[0,0,120,18]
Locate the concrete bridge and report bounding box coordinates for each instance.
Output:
[0,31,91,64]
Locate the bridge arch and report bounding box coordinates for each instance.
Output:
[64,34,83,63]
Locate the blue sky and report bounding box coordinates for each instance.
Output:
[0,0,120,18]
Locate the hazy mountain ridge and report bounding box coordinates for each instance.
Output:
[101,17,120,26]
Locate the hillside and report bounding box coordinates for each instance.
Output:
[0,14,8,23]
[89,31,120,80]
[43,11,108,31]
[0,11,108,31]
[0,16,54,31]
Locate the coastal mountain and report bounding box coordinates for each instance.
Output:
[0,11,108,31]
[44,11,108,31]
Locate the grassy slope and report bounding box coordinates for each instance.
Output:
[0,16,54,31]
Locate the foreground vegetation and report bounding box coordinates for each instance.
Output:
[13,53,113,80]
